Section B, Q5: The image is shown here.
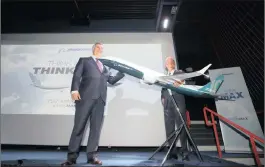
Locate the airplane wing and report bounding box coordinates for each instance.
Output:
[158,64,212,81]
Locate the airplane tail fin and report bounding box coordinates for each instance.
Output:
[29,72,41,86]
[199,74,224,94]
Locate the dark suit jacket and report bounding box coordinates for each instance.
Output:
[71,57,124,103]
[161,70,188,109]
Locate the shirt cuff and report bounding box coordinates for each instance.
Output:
[71,91,78,94]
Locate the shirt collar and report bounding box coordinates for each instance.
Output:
[91,55,97,61]
[168,69,175,75]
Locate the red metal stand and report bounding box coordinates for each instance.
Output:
[203,107,264,167]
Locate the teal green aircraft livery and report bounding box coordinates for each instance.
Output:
[99,57,227,100]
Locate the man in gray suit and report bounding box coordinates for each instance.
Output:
[161,56,189,161]
[61,42,125,166]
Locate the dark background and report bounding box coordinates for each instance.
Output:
[174,1,264,127]
[1,0,264,126]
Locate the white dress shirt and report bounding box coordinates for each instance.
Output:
[168,70,175,76]
[168,70,174,95]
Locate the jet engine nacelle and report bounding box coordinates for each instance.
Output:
[141,75,157,85]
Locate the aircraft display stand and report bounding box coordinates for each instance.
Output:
[148,90,204,166]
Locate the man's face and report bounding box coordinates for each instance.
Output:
[166,58,175,71]
[93,44,103,57]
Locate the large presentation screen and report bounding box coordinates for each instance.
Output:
[1,44,164,116]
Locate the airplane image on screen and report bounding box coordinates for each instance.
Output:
[28,72,121,90]
[29,72,69,90]
[99,57,225,99]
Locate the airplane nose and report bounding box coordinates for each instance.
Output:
[99,58,105,62]
[99,59,108,66]
[99,59,105,62]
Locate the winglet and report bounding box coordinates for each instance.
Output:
[198,64,212,74]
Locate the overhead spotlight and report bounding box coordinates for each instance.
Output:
[163,18,169,29]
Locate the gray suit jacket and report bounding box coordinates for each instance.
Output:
[71,57,125,103]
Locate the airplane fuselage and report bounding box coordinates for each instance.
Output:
[156,81,215,98]
[99,57,217,99]
[100,57,162,81]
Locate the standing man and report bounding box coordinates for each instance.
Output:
[161,56,189,161]
[61,42,125,166]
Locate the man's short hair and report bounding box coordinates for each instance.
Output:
[165,56,176,67]
[92,42,103,53]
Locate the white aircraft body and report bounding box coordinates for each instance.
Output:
[99,56,226,99]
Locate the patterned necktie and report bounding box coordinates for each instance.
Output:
[96,59,103,73]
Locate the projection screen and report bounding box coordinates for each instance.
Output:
[1,33,177,146]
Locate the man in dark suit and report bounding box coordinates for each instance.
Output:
[161,56,189,161]
[61,42,125,166]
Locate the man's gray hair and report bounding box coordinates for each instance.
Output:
[165,56,176,67]
[92,42,103,53]
[165,56,175,62]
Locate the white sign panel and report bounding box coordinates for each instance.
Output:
[1,44,163,117]
[209,67,264,153]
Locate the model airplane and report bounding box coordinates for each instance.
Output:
[99,57,225,99]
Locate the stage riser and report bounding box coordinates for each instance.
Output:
[1,123,224,150]
[1,150,262,166]
[224,158,264,166]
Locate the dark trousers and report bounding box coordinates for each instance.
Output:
[67,97,105,161]
[163,96,188,153]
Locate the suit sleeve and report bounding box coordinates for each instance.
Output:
[106,67,125,85]
[161,88,166,100]
[71,58,84,92]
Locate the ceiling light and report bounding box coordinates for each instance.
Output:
[163,18,169,29]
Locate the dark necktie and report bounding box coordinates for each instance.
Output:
[96,59,103,73]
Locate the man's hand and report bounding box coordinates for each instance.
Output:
[173,80,185,87]
[71,92,81,101]
[161,98,165,105]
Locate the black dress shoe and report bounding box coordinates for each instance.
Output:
[179,151,190,161]
[61,160,76,166]
[87,157,102,165]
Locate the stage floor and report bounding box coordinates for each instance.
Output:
[1,150,252,166]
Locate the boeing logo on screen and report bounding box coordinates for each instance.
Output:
[58,48,91,53]
[33,67,75,75]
